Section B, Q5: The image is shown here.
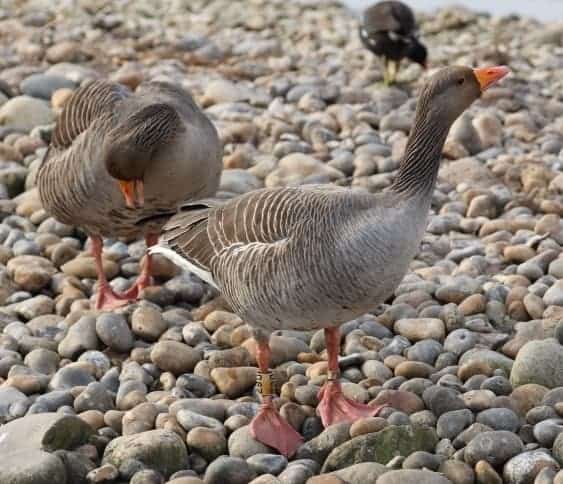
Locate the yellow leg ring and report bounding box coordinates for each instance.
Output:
[257,371,273,397]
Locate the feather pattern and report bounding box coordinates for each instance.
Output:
[51,80,129,150]
[38,80,222,239]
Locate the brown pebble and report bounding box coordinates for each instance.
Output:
[395,361,434,379]
[79,410,105,430]
[510,384,549,415]
[104,410,124,434]
[298,352,323,364]
[458,294,487,316]
[383,354,406,369]
[475,460,502,484]
[349,416,387,438]
[306,361,328,378]
[503,244,536,263]
[458,360,493,381]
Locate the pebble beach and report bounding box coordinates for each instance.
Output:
[1,1,563,483]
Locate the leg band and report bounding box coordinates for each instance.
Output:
[327,370,339,381]
[257,371,274,397]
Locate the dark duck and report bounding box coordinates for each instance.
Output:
[359,0,427,85]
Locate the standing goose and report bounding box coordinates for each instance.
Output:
[359,0,427,84]
[38,80,222,310]
[151,66,509,457]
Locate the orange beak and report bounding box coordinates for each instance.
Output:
[473,65,510,92]
[118,179,144,208]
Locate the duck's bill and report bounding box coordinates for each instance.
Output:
[473,65,510,92]
[118,179,144,208]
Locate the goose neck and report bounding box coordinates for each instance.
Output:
[391,109,451,199]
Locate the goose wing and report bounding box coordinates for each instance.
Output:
[50,80,130,150]
[152,186,347,287]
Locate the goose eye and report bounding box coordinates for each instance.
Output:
[457,78,465,85]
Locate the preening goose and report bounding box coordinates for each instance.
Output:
[38,80,222,310]
[359,0,427,84]
[151,65,509,457]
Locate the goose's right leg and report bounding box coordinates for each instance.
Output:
[249,338,303,458]
[91,236,133,310]
[317,327,387,426]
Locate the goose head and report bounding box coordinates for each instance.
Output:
[105,103,181,208]
[418,65,509,126]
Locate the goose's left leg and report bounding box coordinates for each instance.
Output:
[120,233,158,299]
[249,338,303,458]
[91,235,132,310]
[317,327,387,427]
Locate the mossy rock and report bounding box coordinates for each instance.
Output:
[322,425,438,472]
[102,429,188,478]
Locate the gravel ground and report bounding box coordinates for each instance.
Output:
[1,1,563,483]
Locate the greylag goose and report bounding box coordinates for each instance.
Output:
[151,66,509,457]
[38,80,222,310]
[359,0,427,84]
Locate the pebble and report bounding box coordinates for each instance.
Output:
[132,306,168,342]
[58,315,99,359]
[476,408,520,432]
[20,74,76,101]
[437,409,474,440]
[0,96,54,130]
[376,469,452,484]
[187,427,227,462]
[464,431,524,467]
[95,313,135,353]
[475,460,502,484]
[151,341,202,375]
[394,318,445,342]
[211,367,257,398]
[511,339,563,388]
[439,460,475,484]
[0,449,67,484]
[247,454,288,476]
[423,386,466,416]
[204,456,257,484]
[503,450,560,484]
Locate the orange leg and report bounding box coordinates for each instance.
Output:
[91,236,132,310]
[120,233,158,299]
[317,327,387,427]
[249,339,303,457]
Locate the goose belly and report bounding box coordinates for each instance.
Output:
[226,241,416,333]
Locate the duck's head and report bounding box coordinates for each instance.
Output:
[406,39,428,69]
[417,65,509,125]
